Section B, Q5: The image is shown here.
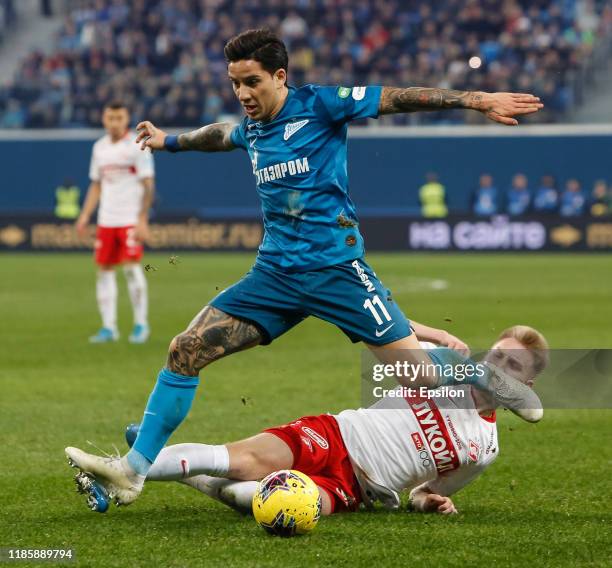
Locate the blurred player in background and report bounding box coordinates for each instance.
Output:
[76,101,155,344]
[66,29,544,507]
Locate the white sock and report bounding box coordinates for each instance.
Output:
[181,474,258,514]
[146,443,230,481]
[123,264,148,326]
[96,270,117,331]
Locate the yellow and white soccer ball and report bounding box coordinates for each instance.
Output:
[252,469,321,537]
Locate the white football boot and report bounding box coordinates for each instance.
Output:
[484,363,544,423]
[65,447,145,506]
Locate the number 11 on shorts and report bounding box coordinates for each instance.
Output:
[363,295,392,325]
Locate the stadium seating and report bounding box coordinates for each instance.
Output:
[0,0,611,128]
[0,0,16,45]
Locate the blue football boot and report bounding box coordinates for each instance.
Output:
[72,471,110,513]
[128,324,150,344]
[89,328,119,343]
[125,423,140,449]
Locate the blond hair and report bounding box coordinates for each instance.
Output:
[497,325,549,375]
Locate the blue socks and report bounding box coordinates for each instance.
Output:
[127,368,199,476]
[427,347,489,390]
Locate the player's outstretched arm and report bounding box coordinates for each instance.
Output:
[135,121,237,152]
[409,486,458,515]
[409,465,486,514]
[410,319,470,355]
[379,87,544,126]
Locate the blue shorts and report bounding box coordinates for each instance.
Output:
[210,258,412,345]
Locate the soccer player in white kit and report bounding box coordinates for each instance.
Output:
[76,101,155,344]
[132,325,549,515]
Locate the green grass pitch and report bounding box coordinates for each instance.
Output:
[1,252,610,567]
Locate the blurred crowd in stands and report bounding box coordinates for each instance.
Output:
[0,0,16,44]
[471,173,611,216]
[1,0,612,128]
[419,172,611,217]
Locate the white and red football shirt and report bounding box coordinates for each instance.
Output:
[89,132,155,228]
[334,384,499,508]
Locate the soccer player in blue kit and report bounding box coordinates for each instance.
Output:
[66,29,545,509]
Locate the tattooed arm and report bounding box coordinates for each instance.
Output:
[167,306,262,376]
[135,121,237,152]
[379,87,543,126]
[176,123,236,152]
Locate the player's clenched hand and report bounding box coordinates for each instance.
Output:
[439,331,470,356]
[134,219,150,243]
[473,92,544,126]
[135,121,167,151]
[424,494,458,515]
[75,216,89,238]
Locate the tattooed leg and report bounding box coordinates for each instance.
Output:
[124,307,262,476]
[167,306,262,376]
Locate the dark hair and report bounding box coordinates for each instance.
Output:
[103,100,128,111]
[224,29,288,81]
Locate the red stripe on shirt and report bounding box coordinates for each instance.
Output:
[405,395,460,474]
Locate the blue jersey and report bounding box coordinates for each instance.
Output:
[533,187,558,212]
[230,84,382,272]
[560,190,586,217]
[506,188,530,216]
[473,187,498,216]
